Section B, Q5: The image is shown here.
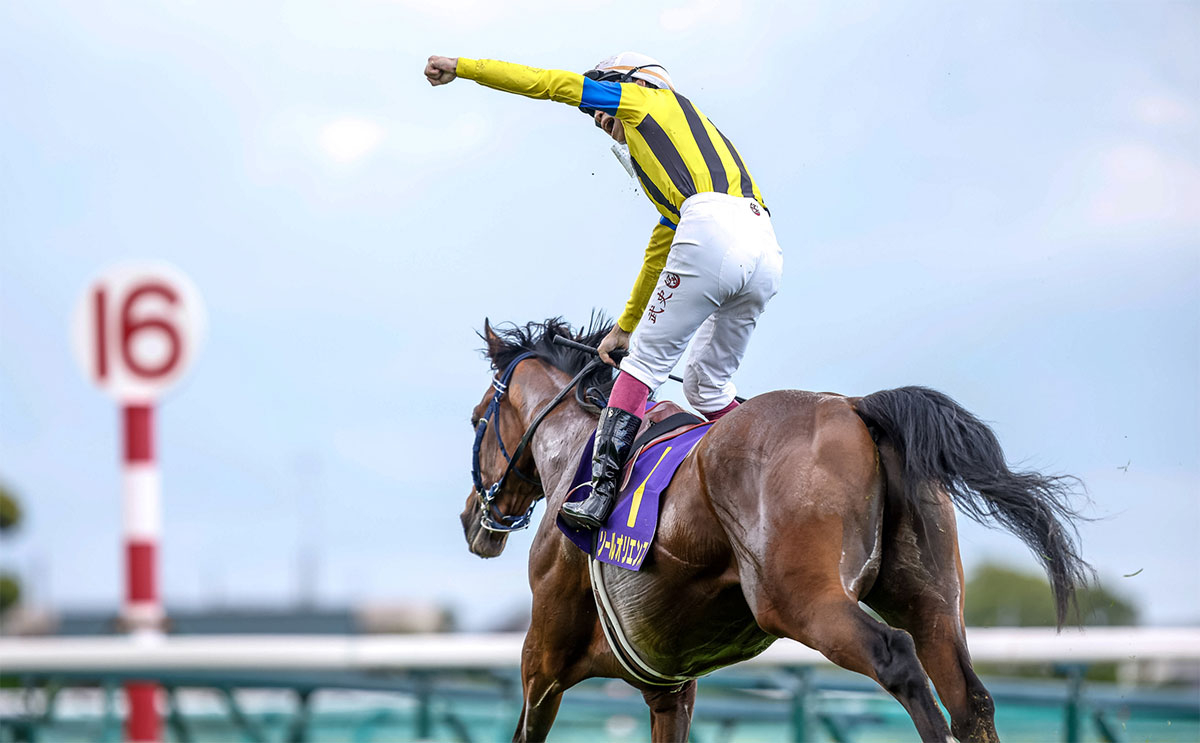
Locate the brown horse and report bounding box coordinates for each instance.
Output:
[462,318,1089,743]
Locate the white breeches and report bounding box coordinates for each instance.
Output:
[621,192,783,413]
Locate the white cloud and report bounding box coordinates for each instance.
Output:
[660,0,743,32]
[386,111,490,157]
[319,117,385,164]
[1087,142,1200,228]
[376,0,596,29]
[384,0,506,27]
[1134,93,1196,129]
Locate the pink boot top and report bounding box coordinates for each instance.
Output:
[608,371,650,416]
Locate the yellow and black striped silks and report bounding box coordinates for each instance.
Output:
[456,58,768,332]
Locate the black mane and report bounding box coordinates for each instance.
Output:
[481,313,617,406]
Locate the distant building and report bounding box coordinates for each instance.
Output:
[0,602,454,636]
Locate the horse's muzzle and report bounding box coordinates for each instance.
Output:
[461,503,507,558]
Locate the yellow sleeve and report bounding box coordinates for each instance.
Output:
[456,57,585,106]
[455,57,657,124]
[617,221,675,332]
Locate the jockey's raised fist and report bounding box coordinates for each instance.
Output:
[425,56,458,86]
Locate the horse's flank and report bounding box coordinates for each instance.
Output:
[592,391,878,678]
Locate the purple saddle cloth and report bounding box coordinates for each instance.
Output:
[556,407,713,571]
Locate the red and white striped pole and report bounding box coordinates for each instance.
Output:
[122,403,162,742]
[72,264,205,743]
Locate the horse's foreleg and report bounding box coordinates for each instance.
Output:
[513,558,600,743]
[514,628,588,743]
[641,680,697,743]
[513,665,563,743]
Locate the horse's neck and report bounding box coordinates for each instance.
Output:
[517,368,597,500]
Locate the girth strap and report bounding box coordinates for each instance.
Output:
[588,556,695,689]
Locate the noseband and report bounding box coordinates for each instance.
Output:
[471,351,606,533]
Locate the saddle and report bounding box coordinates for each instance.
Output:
[625,401,704,481]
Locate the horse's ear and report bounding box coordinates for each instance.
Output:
[482,318,503,356]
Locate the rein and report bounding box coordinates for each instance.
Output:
[472,351,607,533]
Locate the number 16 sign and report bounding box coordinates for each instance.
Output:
[71,262,206,402]
[69,262,205,743]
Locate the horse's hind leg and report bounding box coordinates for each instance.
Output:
[868,562,998,743]
[865,514,999,740]
[865,455,998,742]
[776,590,952,742]
[724,416,952,740]
[750,564,953,742]
[901,615,997,743]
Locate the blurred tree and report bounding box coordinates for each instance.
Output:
[0,483,20,532]
[0,481,23,613]
[0,573,18,612]
[965,563,1138,627]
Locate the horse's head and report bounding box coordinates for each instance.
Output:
[461,315,616,558]
[461,320,545,558]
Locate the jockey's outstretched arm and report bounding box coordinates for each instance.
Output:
[425,55,670,363]
[426,56,654,125]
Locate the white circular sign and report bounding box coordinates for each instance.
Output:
[70,262,206,402]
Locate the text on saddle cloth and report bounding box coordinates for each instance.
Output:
[556,402,712,571]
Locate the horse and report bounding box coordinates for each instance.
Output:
[461,317,1089,743]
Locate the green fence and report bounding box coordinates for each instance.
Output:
[3,664,1197,742]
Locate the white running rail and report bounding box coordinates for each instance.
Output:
[1,627,1197,673]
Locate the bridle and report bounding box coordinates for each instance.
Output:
[471,351,606,533]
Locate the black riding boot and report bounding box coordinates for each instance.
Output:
[560,407,642,531]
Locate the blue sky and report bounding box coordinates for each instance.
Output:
[1,0,1197,629]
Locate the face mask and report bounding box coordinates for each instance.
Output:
[611,143,636,179]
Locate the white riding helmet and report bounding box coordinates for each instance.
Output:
[587,52,674,91]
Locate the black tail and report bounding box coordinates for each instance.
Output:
[855,386,1092,628]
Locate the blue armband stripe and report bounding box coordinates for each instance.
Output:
[580,78,622,114]
[658,216,677,230]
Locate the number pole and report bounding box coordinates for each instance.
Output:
[122,402,162,743]
[73,265,204,743]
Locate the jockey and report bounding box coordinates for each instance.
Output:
[426,53,783,531]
